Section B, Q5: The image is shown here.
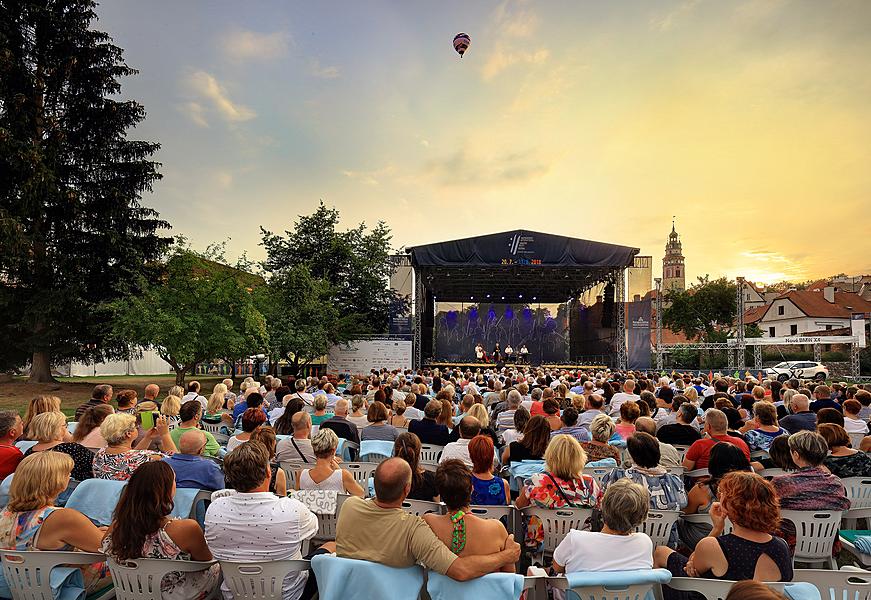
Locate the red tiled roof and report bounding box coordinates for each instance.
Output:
[743,305,770,324]
[776,290,871,318]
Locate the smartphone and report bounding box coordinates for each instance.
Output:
[140,411,159,430]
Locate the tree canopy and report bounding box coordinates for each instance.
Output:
[0,0,170,381]
[663,276,738,342]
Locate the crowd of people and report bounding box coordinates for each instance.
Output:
[0,367,870,599]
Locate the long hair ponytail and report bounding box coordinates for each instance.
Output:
[107,461,176,561]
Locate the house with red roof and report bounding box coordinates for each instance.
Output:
[743,287,871,338]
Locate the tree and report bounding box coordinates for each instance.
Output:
[0,0,170,381]
[260,202,400,335]
[110,249,266,384]
[663,277,737,342]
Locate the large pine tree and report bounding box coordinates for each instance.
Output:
[0,0,170,381]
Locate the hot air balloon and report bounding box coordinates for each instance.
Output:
[453,33,471,58]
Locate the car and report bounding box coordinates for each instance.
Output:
[765,361,828,382]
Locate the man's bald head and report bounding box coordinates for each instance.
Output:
[458,415,481,439]
[292,411,311,433]
[791,394,810,412]
[374,457,412,503]
[334,398,349,416]
[144,384,159,400]
[704,409,728,434]
[179,429,207,455]
[634,416,656,436]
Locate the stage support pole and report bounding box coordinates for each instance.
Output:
[851,344,861,380]
[616,268,628,371]
[413,269,424,370]
[753,345,763,371]
[813,343,822,364]
[654,278,663,373]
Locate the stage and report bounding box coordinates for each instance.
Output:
[427,361,610,371]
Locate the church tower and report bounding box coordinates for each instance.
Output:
[662,220,686,292]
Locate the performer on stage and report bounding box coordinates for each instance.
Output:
[474,342,485,363]
[519,343,529,364]
[504,344,514,362]
[492,343,502,363]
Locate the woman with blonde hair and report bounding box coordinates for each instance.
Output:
[683,386,698,403]
[22,396,63,440]
[464,403,500,447]
[0,453,111,594]
[93,413,176,480]
[160,395,182,427]
[167,386,184,402]
[347,395,369,429]
[580,413,621,463]
[310,395,333,426]
[296,428,364,497]
[203,391,226,424]
[25,411,94,481]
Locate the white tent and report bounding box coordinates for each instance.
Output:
[60,348,173,377]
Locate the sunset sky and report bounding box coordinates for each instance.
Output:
[99,0,871,286]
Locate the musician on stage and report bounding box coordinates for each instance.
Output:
[519,343,529,364]
[474,342,485,363]
[492,343,502,363]
[504,344,514,362]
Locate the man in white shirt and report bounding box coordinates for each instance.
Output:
[322,383,341,411]
[288,379,315,413]
[438,416,480,468]
[182,381,208,410]
[205,442,319,600]
[608,379,640,417]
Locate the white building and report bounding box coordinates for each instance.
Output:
[745,287,871,337]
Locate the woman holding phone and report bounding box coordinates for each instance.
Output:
[92,413,177,480]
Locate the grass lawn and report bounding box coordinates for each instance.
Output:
[0,375,228,417]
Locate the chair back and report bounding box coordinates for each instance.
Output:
[664,466,684,476]
[758,468,786,479]
[219,559,310,600]
[685,468,709,479]
[426,571,525,600]
[548,569,672,600]
[279,462,305,490]
[843,477,871,510]
[634,510,681,547]
[1,550,107,600]
[313,493,350,542]
[679,512,733,535]
[581,467,612,485]
[780,509,844,563]
[67,422,78,435]
[522,506,593,555]
[420,445,444,464]
[791,567,871,600]
[344,462,379,489]
[201,421,223,434]
[359,440,393,463]
[850,432,866,450]
[107,556,218,600]
[401,499,445,517]
[672,445,692,461]
[64,478,127,526]
[667,577,785,600]
[13,441,37,453]
[311,554,424,600]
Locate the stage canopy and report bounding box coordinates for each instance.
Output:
[407,230,639,303]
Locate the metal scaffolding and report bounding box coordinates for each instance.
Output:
[615,267,628,370]
[654,278,663,372]
[413,272,424,369]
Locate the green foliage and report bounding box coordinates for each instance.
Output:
[260,202,400,334]
[0,0,170,379]
[111,249,266,384]
[662,277,738,342]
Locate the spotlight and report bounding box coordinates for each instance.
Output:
[501,296,505,300]
[519,294,523,299]
[470,296,474,300]
[532,296,537,301]
[486,294,491,298]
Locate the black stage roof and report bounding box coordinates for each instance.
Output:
[407,230,639,303]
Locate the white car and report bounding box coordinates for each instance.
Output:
[765,361,828,382]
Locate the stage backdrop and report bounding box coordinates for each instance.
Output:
[434,302,569,364]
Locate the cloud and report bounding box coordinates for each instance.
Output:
[482,48,549,81]
[186,71,256,124]
[423,148,550,187]
[493,0,540,38]
[223,29,290,61]
[180,101,208,127]
[308,58,340,79]
[341,165,395,186]
[482,0,548,80]
[650,0,699,32]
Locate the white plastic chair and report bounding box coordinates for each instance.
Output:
[850,432,866,449]
[664,466,685,477]
[401,499,445,517]
[344,462,379,491]
[758,468,786,478]
[634,510,681,547]
[358,441,392,463]
[680,512,734,536]
[582,467,613,486]
[66,422,77,435]
[685,468,710,479]
[419,444,444,464]
[279,462,305,491]
[14,440,37,453]
[792,567,871,600]
[546,569,671,600]
[107,556,220,600]
[200,421,223,434]
[522,506,593,558]
[312,493,350,543]
[842,477,871,530]
[667,577,785,600]
[1,550,113,600]
[672,445,692,462]
[219,559,310,600]
[780,509,844,569]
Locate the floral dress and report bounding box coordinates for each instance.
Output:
[102,521,220,600]
[92,448,165,481]
[522,472,602,549]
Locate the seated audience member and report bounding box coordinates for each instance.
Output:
[309,395,333,427]
[102,460,219,599]
[231,391,268,425]
[394,432,438,501]
[779,394,816,434]
[656,472,793,595]
[742,402,788,452]
[275,412,317,464]
[0,453,111,594]
[296,428,364,497]
[771,430,850,551]
[601,432,687,511]
[164,430,225,491]
[226,407,267,452]
[250,427,288,497]
[496,389,522,431]
[159,394,181,427]
[450,404,499,446]
[182,381,207,410]
[115,389,138,415]
[818,423,871,478]
[170,400,221,457]
[23,395,65,437]
[272,398,304,436]
[857,389,871,421]
[816,407,844,428]
[335,457,520,580]
[388,398,410,428]
[206,442,319,600]
[678,443,752,550]
[469,435,509,505]
[542,399,562,431]
[843,399,869,436]
[423,460,514,573]
[75,385,113,421]
[319,398,361,445]
[580,413,622,463]
[408,399,450,446]
[634,417,682,468]
[440,416,481,468]
[361,401,399,442]
[551,479,653,574]
[615,401,641,440]
[683,409,750,471]
[346,395,370,429]
[72,404,113,449]
[550,407,591,442]
[501,415,550,465]
[93,413,176,480]
[0,411,24,480]
[516,434,602,510]
[503,406,530,446]
[767,435,798,472]
[809,384,841,413]
[576,393,606,431]
[24,411,94,481]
